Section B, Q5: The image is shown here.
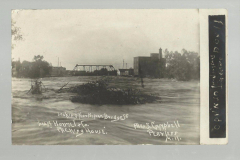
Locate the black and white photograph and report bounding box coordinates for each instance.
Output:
[12,9,202,145]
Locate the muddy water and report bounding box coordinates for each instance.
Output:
[12,76,200,145]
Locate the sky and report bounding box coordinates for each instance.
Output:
[12,9,200,70]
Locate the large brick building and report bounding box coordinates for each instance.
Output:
[134,48,166,78]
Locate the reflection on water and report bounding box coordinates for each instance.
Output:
[12,76,200,145]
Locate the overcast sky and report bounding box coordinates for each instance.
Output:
[12,9,199,70]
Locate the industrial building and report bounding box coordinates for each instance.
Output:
[50,66,66,77]
[119,68,134,76]
[134,48,166,78]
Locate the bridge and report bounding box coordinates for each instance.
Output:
[73,64,116,72]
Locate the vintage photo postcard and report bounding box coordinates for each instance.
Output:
[11,9,228,145]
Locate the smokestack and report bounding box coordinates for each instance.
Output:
[58,57,59,67]
[126,63,127,69]
[123,59,124,69]
[159,48,162,59]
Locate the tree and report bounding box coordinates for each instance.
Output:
[164,49,170,57]
[11,55,52,78]
[165,49,200,81]
[12,59,22,77]
[21,60,32,77]
[33,55,44,62]
[31,55,51,78]
[11,20,23,49]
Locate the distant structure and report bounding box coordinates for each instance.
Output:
[72,64,117,76]
[50,66,66,77]
[119,68,134,76]
[12,66,17,77]
[134,48,166,78]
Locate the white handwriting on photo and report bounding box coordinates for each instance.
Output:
[38,119,107,137]
[37,112,181,142]
[133,121,182,141]
[37,112,129,137]
[57,111,129,122]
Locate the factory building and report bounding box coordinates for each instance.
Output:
[119,68,134,76]
[50,66,66,77]
[134,48,166,78]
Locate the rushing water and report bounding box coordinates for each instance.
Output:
[12,76,200,145]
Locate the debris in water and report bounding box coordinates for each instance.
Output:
[57,82,69,93]
[66,79,160,105]
[27,79,45,94]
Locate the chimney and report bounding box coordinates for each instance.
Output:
[159,48,162,59]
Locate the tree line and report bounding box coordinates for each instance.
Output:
[12,55,52,78]
[164,49,200,81]
[12,50,200,81]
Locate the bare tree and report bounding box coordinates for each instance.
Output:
[11,20,23,49]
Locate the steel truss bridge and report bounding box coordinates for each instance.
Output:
[73,64,116,72]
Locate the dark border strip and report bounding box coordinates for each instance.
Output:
[209,15,226,138]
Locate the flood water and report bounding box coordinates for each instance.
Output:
[12,76,200,145]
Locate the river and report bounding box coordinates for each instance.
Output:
[12,76,200,145]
